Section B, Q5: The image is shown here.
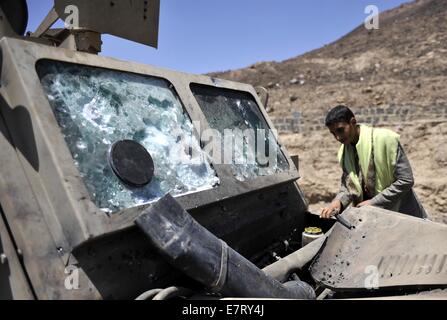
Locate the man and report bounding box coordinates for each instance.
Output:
[320,105,427,219]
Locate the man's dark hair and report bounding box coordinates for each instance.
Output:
[325,105,355,126]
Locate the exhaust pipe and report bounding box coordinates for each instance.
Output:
[135,194,315,299]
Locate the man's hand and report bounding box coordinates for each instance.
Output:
[320,199,342,219]
[356,200,371,208]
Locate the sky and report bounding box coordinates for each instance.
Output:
[26,0,411,74]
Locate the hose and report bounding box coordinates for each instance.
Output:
[152,286,194,300]
[135,287,194,300]
[135,193,316,300]
[135,288,163,300]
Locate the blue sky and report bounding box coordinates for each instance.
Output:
[27,0,410,74]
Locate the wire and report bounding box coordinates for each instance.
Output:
[135,288,163,300]
[152,286,194,300]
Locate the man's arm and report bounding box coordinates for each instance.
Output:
[369,142,414,208]
[335,171,352,211]
[321,171,352,218]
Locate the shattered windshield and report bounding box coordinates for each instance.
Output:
[191,84,289,181]
[37,60,219,213]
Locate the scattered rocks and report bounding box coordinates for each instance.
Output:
[362,86,374,94]
[289,95,298,102]
[289,78,298,85]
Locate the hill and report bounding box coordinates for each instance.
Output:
[211,0,447,223]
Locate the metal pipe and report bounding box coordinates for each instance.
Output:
[135,194,315,299]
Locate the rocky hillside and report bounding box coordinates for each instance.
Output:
[211,0,447,223]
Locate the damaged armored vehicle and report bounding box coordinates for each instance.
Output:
[0,0,446,300]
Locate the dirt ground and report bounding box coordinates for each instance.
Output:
[279,121,447,224]
[212,0,447,224]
